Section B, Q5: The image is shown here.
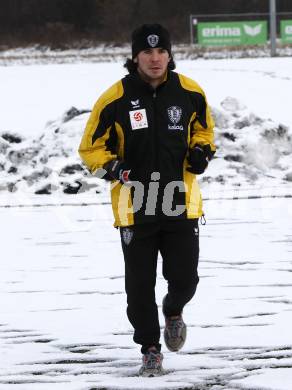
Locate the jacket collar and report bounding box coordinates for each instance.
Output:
[127,71,170,94]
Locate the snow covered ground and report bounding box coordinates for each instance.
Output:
[1,57,292,138]
[0,55,292,389]
[1,57,292,197]
[1,197,292,389]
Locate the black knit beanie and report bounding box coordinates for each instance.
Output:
[131,24,172,59]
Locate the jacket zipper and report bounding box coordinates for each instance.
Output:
[152,89,162,217]
[152,89,158,173]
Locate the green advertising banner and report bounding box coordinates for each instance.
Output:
[197,21,268,46]
[281,20,292,43]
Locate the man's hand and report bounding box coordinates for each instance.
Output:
[187,144,215,175]
[103,159,132,184]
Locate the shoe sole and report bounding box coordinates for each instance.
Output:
[139,369,164,377]
[164,322,187,352]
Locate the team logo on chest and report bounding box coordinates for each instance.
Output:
[129,108,148,130]
[147,34,159,47]
[167,106,184,130]
[131,99,140,108]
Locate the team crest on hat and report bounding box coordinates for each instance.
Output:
[147,34,159,47]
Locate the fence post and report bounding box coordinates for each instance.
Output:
[190,15,194,45]
[270,0,277,56]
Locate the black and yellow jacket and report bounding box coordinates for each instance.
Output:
[79,71,215,227]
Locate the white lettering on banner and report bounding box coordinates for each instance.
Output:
[243,24,262,36]
[129,109,148,130]
[202,26,241,38]
[285,25,292,35]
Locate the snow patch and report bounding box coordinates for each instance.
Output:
[1,100,292,196]
[207,99,292,187]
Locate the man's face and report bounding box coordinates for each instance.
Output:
[135,48,170,84]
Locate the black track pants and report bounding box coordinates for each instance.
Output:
[120,219,199,353]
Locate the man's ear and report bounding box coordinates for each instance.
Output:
[133,57,138,63]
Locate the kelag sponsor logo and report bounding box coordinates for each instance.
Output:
[197,21,267,46]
